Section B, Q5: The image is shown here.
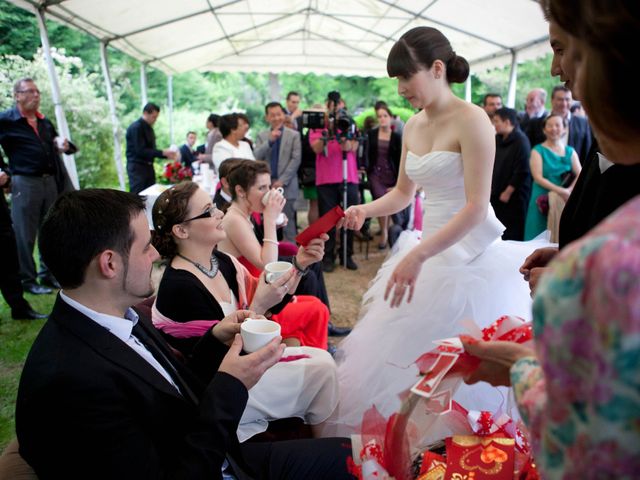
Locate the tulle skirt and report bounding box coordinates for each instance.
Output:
[320,230,550,441]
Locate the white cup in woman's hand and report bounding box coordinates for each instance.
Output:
[264,261,292,283]
[261,187,284,206]
[240,319,281,353]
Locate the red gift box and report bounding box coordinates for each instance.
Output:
[444,435,515,480]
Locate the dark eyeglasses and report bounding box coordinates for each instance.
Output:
[17,89,40,95]
[183,206,219,223]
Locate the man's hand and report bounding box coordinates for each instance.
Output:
[218,334,285,390]
[271,180,284,189]
[519,247,558,276]
[0,171,8,188]
[499,186,514,203]
[269,129,282,142]
[163,149,178,160]
[211,310,256,345]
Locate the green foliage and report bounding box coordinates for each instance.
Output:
[354,106,416,130]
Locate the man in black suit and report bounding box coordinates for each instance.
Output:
[179,130,198,168]
[527,85,592,163]
[16,189,353,479]
[518,88,548,134]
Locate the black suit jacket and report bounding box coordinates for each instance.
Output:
[363,127,402,176]
[16,296,249,479]
[179,143,197,168]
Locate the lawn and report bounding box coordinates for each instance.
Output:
[0,238,386,453]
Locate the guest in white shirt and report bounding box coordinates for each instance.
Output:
[213,113,255,172]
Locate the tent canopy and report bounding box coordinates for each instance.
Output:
[8,0,550,76]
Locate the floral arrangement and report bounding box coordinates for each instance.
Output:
[161,161,192,185]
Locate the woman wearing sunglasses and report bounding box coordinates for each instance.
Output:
[150,181,338,441]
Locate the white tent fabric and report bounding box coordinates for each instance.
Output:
[7,0,550,77]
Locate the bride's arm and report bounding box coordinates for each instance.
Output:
[386,106,495,307]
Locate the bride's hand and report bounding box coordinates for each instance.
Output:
[341,206,366,230]
[384,250,422,308]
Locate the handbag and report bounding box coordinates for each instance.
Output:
[560,170,576,188]
[536,194,549,215]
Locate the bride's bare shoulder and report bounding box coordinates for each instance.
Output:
[404,110,426,132]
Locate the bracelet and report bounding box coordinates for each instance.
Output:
[263,238,279,246]
[292,256,310,276]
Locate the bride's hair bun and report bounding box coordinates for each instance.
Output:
[446,54,470,84]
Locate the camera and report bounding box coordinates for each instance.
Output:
[301,110,325,130]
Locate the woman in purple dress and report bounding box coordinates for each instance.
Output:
[365,104,402,248]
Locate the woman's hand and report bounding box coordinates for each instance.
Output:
[384,249,423,308]
[250,267,298,314]
[211,310,260,345]
[295,233,328,268]
[263,188,286,224]
[342,205,367,231]
[557,187,571,202]
[460,336,535,387]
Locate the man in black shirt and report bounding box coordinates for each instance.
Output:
[125,102,176,194]
[0,78,77,294]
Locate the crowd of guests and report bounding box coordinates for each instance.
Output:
[2,0,640,477]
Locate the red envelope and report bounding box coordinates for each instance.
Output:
[444,435,515,480]
[295,206,345,246]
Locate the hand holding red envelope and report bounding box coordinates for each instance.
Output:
[295,205,345,246]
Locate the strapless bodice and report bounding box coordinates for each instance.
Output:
[405,151,504,264]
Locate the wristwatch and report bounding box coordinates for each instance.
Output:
[292,256,310,276]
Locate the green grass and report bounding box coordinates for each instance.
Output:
[0,291,56,452]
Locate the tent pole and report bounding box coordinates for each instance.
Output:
[140,63,148,107]
[167,75,174,146]
[269,72,281,102]
[506,50,518,108]
[99,41,126,190]
[465,73,472,103]
[34,7,80,190]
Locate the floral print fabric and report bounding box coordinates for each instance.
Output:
[510,196,640,479]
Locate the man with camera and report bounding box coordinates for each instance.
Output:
[309,91,360,272]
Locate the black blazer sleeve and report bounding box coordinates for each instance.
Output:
[507,131,532,190]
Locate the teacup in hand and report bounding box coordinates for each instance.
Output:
[241,319,281,353]
[264,261,292,283]
[261,187,284,206]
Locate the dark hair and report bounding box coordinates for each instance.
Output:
[570,101,582,114]
[218,158,244,179]
[207,113,220,128]
[265,102,285,115]
[186,131,196,137]
[151,181,200,259]
[387,27,469,84]
[494,107,519,126]
[483,93,502,106]
[227,160,271,200]
[286,91,300,100]
[542,112,568,129]
[363,116,377,132]
[39,189,145,289]
[374,102,394,117]
[551,85,571,99]
[143,102,160,114]
[219,113,239,138]
[237,113,250,125]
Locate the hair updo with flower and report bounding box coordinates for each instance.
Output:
[151,181,200,259]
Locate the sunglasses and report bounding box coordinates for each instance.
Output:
[183,205,219,223]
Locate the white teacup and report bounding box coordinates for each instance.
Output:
[240,319,281,353]
[264,261,292,283]
[261,187,285,206]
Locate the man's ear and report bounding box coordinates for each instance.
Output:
[96,250,119,279]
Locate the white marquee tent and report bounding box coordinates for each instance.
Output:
[5,0,551,188]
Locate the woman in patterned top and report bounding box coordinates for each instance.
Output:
[462,1,640,477]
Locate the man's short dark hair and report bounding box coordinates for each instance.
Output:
[265,102,285,115]
[186,131,196,137]
[237,112,250,125]
[483,93,502,106]
[552,85,571,99]
[494,107,519,127]
[39,189,145,289]
[143,102,160,114]
[219,113,239,138]
[286,91,300,100]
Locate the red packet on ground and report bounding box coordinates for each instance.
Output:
[444,435,515,480]
[295,205,345,246]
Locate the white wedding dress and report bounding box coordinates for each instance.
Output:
[322,151,548,439]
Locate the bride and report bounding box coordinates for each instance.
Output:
[323,27,545,438]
